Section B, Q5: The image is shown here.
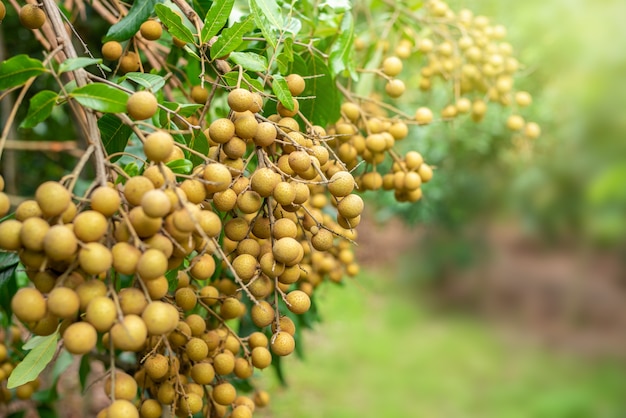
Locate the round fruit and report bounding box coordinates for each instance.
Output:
[144,354,169,381]
[73,210,108,242]
[212,382,237,406]
[286,290,311,314]
[47,287,80,319]
[36,181,70,218]
[506,114,524,131]
[191,85,209,103]
[213,351,235,375]
[270,332,295,356]
[90,186,121,217]
[382,56,403,77]
[19,4,46,30]
[186,337,208,361]
[272,237,303,266]
[142,301,179,335]
[76,279,108,311]
[190,362,215,385]
[19,217,49,252]
[85,296,117,332]
[139,399,162,418]
[101,41,123,61]
[143,131,174,163]
[140,189,171,218]
[228,88,253,112]
[12,288,46,324]
[251,300,274,328]
[137,248,168,280]
[0,3,6,22]
[415,107,434,124]
[140,20,162,40]
[110,314,148,352]
[79,242,112,275]
[0,219,22,251]
[107,399,138,418]
[328,171,355,197]
[119,52,140,73]
[385,79,406,98]
[285,73,306,96]
[63,322,97,355]
[337,194,364,219]
[203,163,232,193]
[127,91,158,120]
[15,200,43,221]
[43,225,77,261]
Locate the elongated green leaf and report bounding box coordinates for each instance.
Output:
[104,0,163,42]
[166,159,193,174]
[193,0,213,17]
[21,91,58,129]
[188,131,209,166]
[161,102,203,117]
[123,72,166,91]
[8,331,59,389]
[329,12,355,78]
[201,0,234,44]
[222,71,264,92]
[0,253,19,323]
[155,4,195,44]
[0,55,47,90]
[98,114,132,163]
[210,16,254,60]
[249,0,280,49]
[229,52,268,72]
[271,74,294,111]
[58,58,102,74]
[71,83,129,113]
[300,55,340,127]
[78,354,90,392]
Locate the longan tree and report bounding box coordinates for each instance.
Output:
[0,0,538,417]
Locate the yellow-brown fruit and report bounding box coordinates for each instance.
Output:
[251,300,274,328]
[270,332,295,356]
[272,237,303,266]
[186,337,208,361]
[0,219,22,251]
[36,181,70,218]
[157,382,176,405]
[108,399,139,418]
[119,52,140,74]
[250,167,280,198]
[189,253,216,280]
[123,175,154,207]
[191,85,209,104]
[19,4,45,30]
[234,357,253,379]
[137,248,168,280]
[199,285,219,305]
[110,314,148,352]
[105,371,138,401]
[174,287,197,311]
[144,275,169,299]
[140,189,171,219]
[73,210,108,242]
[272,315,296,336]
[12,287,46,324]
[253,121,277,147]
[144,354,169,382]
[220,297,244,320]
[285,73,306,96]
[139,399,162,418]
[142,301,179,335]
[101,41,123,61]
[415,107,434,125]
[213,351,236,375]
[277,98,300,117]
[254,390,270,407]
[234,115,259,140]
[180,178,207,204]
[418,163,434,183]
[76,279,107,311]
[212,382,237,406]
[127,91,158,121]
[19,217,49,252]
[118,287,148,316]
[231,405,253,418]
[15,200,43,221]
[140,20,162,40]
[286,290,311,314]
[203,163,232,193]
[385,79,406,98]
[248,331,268,349]
[0,3,6,22]
[190,362,215,385]
[311,228,334,251]
[63,322,97,355]
[111,242,141,275]
[0,192,9,217]
[506,114,525,131]
[90,186,121,217]
[327,171,354,197]
[382,56,403,77]
[250,346,272,369]
[208,118,235,144]
[43,225,77,261]
[524,121,541,139]
[228,88,253,112]
[143,131,174,163]
[47,287,80,319]
[177,393,203,416]
[337,194,364,219]
[85,296,117,332]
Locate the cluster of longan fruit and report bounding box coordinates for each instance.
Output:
[0,326,38,404]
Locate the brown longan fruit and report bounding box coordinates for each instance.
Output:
[228,88,253,112]
[277,98,300,117]
[11,287,46,324]
[177,392,203,416]
[251,300,274,328]
[337,194,364,219]
[76,279,107,311]
[506,114,525,131]
[418,163,433,183]
[143,131,174,163]
[234,115,259,140]
[190,362,215,385]
[254,390,270,407]
[140,19,162,40]
[190,85,209,104]
[248,331,268,349]
[185,337,208,361]
[123,175,154,207]
[234,357,253,379]
[253,121,277,147]
[140,189,171,219]
[207,118,235,144]
[285,74,306,96]
[139,399,162,418]
[90,186,121,217]
[101,41,123,61]
[203,163,232,194]
[73,210,108,242]
[110,314,148,352]
[189,253,216,280]
[175,287,197,311]
[382,56,403,77]
[144,275,169,299]
[142,301,179,335]
[108,399,139,418]
[111,242,141,275]
[43,225,77,261]
[213,382,237,406]
[85,296,116,332]
[19,217,49,252]
[0,192,8,218]
[47,287,80,319]
[144,354,169,382]
[251,346,272,369]
[63,322,97,355]
[137,248,168,280]
[119,52,140,73]
[272,315,296,336]
[272,237,303,266]
[119,287,148,316]
[285,290,311,314]
[270,332,295,356]
[36,181,70,218]
[105,371,138,402]
[127,91,158,121]
[213,350,235,375]
[220,297,244,320]
[15,200,42,221]
[385,79,406,98]
[415,106,434,125]
[19,4,46,30]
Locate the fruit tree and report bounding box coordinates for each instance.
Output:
[0,0,539,416]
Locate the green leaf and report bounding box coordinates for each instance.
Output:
[103,0,164,42]
[99,114,132,162]
[201,0,234,44]
[329,12,355,78]
[166,159,193,174]
[71,83,129,113]
[193,0,213,17]
[271,74,294,111]
[122,72,166,91]
[188,131,209,166]
[229,52,268,72]
[8,331,59,389]
[0,253,20,321]
[78,354,90,392]
[0,55,47,90]
[300,55,340,127]
[222,71,264,92]
[161,102,203,117]
[58,58,103,74]
[210,15,254,60]
[21,91,58,129]
[249,0,281,49]
[155,4,195,45]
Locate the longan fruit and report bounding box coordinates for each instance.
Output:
[123,175,154,207]
[418,163,433,183]
[90,186,121,217]
[101,41,123,61]
[111,241,141,275]
[254,390,270,407]
[220,297,244,320]
[19,4,46,30]
[185,314,206,336]
[118,287,148,316]
[43,225,77,261]
[85,296,117,332]
[190,362,215,385]
[212,382,237,406]
[190,85,209,104]
[175,287,197,311]
[385,79,406,98]
[142,301,179,335]
[36,181,70,218]
[0,192,8,217]
[272,315,296,336]
[139,399,162,418]
[253,121,277,147]
[250,346,272,369]
[337,194,364,219]
[189,253,216,280]
[251,300,274,328]
[137,248,168,280]
[140,20,162,40]
[186,337,208,361]
[110,314,148,352]
[208,118,235,144]
[382,56,403,77]
[234,115,259,140]
[195,209,222,238]
[63,322,97,355]
[144,275,169,300]
[272,237,303,266]
[415,107,434,125]
[203,163,232,193]
[198,285,219,305]
[0,3,6,22]
[180,178,207,204]
[270,332,295,356]
[14,200,42,221]
[286,290,311,314]
[234,357,254,379]
[119,52,140,73]
[127,91,158,121]
[47,287,80,319]
[277,98,300,117]
[144,354,169,381]
[73,210,108,242]
[108,399,139,418]
[177,393,203,416]
[228,88,253,112]
[143,131,174,163]
[328,171,355,197]
[524,121,541,139]
[140,189,171,219]
[285,74,306,96]
[506,114,525,131]
[19,217,49,252]
[213,350,236,375]
[11,287,46,324]
[76,279,107,311]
